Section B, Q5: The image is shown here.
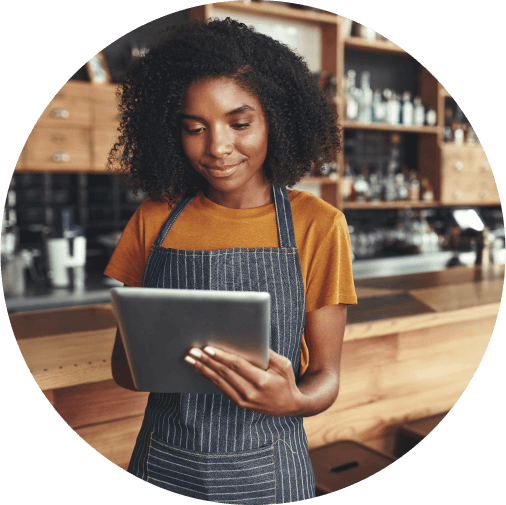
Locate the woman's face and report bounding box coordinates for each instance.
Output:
[181,77,269,202]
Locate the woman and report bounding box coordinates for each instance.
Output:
[105,17,357,504]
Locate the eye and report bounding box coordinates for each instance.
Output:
[232,123,250,130]
[183,126,205,135]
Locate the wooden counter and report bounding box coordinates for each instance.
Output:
[10,264,504,469]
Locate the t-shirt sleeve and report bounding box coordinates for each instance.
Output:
[103,204,147,287]
[305,212,357,312]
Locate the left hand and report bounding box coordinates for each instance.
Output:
[185,347,303,417]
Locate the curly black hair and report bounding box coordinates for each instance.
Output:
[108,17,341,205]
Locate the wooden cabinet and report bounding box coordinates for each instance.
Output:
[15,2,500,209]
[16,81,119,173]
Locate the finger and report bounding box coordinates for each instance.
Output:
[185,352,254,406]
[200,346,267,386]
[267,349,294,376]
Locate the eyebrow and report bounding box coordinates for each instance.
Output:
[181,105,255,121]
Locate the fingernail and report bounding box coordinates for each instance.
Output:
[185,355,196,365]
[189,348,202,358]
[204,346,215,356]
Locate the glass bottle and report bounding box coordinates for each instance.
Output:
[382,172,397,202]
[425,106,437,126]
[372,89,386,123]
[413,96,425,126]
[359,71,373,123]
[368,172,382,202]
[395,172,409,201]
[401,91,413,126]
[344,70,360,121]
[353,167,370,202]
[421,178,435,202]
[385,89,400,125]
[341,160,353,201]
[408,170,420,201]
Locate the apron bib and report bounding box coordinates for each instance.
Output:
[128,186,315,503]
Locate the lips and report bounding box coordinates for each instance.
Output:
[205,161,244,177]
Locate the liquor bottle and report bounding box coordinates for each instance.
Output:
[425,106,437,126]
[372,89,386,123]
[413,96,425,126]
[341,160,353,201]
[353,167,370,202]
[408,170,420,201]
[401,91,413,126]
[420,178,435,202]
[395,172,409,201]
[385,89,400,125]
[359,71,373,123]
[382,172,397,202]
[344,70,360,121]
[368,172,382,202]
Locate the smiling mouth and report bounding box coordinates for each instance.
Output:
[205,161,244,177]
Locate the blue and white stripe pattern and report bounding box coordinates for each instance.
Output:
[128,186,315,503]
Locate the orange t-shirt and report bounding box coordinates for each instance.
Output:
[105,189,357,374]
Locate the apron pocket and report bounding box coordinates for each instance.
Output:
[147,432,276,504]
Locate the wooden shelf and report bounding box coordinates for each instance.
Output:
[299,176,338,185]
[341,121,441,135]
[212,2,338,24]
[344,36,407,56]
[343,200,440,210]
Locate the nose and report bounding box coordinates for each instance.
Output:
[206,124,233,159]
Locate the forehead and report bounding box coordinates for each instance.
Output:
[182,77,262,113]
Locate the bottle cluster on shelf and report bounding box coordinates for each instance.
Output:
[343,69,437,127]
[443,98,479,145]
[341,161,434,204]
[347,209,441,260]
[340,17,390,42]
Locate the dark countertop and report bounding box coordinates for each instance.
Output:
[6,249,504,314]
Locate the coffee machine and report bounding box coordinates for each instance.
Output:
[45,208,86,290]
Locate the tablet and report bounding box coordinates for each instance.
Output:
[110,287,271,393]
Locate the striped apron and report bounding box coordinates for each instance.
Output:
[128,186,315,503]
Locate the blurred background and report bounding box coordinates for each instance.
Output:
[2,1,504,493]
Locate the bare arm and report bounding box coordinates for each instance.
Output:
[110,284,138,391]
[293,303,346,416]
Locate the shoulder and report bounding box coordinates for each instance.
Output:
[290,189,345,228]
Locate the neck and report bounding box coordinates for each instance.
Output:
[205,183,274,209]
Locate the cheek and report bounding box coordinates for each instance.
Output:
[181,136,200,164]
[243,131,268,160]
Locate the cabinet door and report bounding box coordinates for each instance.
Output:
[24,127,91,170]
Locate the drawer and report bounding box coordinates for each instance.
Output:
[92,129,119,170]
[440,145,499,205]
[91,85,121,128]
[24,127,91,170]
[440,145,476,175]
[37,81,91,128]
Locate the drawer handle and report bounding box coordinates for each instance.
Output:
[51,134,67,143]
[453,161,464,171]
[453,190,463,199]
[480,190,489,198]
[50,107,70,119]
[481,164,490,171]
[51,151,70,162]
